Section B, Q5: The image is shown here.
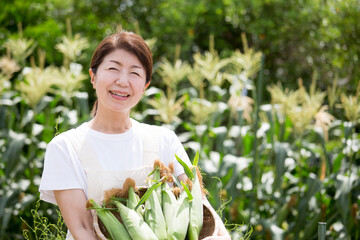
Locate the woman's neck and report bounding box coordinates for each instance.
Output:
[88,108,132,134]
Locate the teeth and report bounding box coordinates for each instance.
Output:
[110,91,129,97]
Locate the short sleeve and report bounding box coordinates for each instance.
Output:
[39,134,87,205]
[159,128,192,177]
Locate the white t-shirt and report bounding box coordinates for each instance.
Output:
[39,119,191,205]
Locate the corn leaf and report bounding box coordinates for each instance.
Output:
[175,154,194,180]
[135,182,162,211]
[172,172,182,188]
[181,181,193,202]
[192,151,199,167]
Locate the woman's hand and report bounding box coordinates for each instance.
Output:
[54,189,98,240]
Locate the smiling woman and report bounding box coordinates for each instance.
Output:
[89,49,147,127]
[38,30,230,240]
[89,31,153,119]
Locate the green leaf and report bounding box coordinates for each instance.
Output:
[193,150,199,166]
[332,152,344,173]
[171,173,182,188]
[135,182,162,211]
[175,154,194,180]
[181,181,193,202]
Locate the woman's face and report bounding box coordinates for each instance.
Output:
[91,49,147,115]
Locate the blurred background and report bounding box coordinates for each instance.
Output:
[0,0,359,239]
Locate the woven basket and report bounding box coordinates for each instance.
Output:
[93,186,214,239]
[93,203,215,240]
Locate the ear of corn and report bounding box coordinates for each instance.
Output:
[88,199,131,240]
[162,183,178,238]
[151,160,163,206]
[93,154,208,239]
[115,200,159,240]
[127,186,144,218]
[175,151,203,240]
[145,179,168,240]
[187,166,203,240]
[163,183,190,240]
[175,189,190,239]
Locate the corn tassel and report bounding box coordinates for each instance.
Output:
[88,199,131,240]
[115,200,159,240]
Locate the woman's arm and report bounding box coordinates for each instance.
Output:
[54,189,97,240]
[178,174,231,239]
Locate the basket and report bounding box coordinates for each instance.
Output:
[93,203,215,240]
[92,185,215,239]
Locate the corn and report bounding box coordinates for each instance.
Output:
[162,185,190,240]
[176,152,204,240]
[152,160,163,206]
[124,178,144,218]
[145,179,168,240]
[88,199,131,240]
[115,200,159,240]
[187,166,204,240]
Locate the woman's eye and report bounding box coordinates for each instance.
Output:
[131,72,140,76]
[109,67,118,71]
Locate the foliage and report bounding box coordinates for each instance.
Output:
[21,200,66,240]
[0,24,89,239]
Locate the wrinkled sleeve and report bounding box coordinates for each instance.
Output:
[160,128,192,177]
[39,134,85,205]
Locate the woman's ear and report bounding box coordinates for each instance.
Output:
[89,68,96,89]
[144,81,150,89]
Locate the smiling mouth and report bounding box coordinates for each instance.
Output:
[109,91,130,97]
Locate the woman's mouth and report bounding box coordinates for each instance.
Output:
[109,90,130,98]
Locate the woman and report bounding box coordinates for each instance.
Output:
[39,30,230,239]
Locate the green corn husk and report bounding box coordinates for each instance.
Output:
[145,180,168,240]
[150,160,163,206]
[162,184,178,239]
[176,189,190,239]
[162,184,190,240]
[187,166,203,240]
[115,200,159,240]
[175,152,204,240]
[127,186,144,218]
[88,199,131,240]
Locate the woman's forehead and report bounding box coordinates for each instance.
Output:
[102,49,144,68]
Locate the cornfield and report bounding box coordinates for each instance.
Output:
[1,28,359,240]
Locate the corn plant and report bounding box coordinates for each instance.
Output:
[0,26,90,239]
[1,25,359,240]
[145,32,360,240]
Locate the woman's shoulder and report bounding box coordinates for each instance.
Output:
[47,122,88,146]
[133,119,176,137]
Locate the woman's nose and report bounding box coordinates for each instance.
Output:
[115,71,130,86]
